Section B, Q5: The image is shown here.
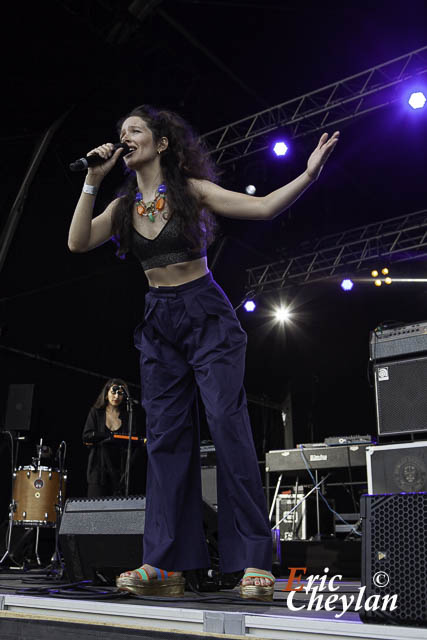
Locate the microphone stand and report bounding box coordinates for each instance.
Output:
[48,440,66,579]
[123,391,135,497]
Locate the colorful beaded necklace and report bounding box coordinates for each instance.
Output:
[135,184,167,222]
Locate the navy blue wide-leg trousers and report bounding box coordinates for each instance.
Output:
[134,272,272,573]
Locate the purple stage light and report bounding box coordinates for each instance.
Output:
[408,91,426,109]
[244,300,256,312]
[273,141,288,156]
[340,279,354,291]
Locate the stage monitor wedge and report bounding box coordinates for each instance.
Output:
[59,496,145,584]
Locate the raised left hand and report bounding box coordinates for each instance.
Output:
[306,131,340,181]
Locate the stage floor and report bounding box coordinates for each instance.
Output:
[0,570,425,640]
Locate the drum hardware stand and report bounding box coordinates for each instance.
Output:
[1,512,44,569]
[0,499,20,567]
[35,437,43,468]
[0,513,43,569]
[0,430,26,567]
[13,527,42,569]
[31,527,42,567]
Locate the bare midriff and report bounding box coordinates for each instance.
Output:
[144,256,209,288]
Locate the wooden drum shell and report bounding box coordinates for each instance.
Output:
[12,466,67,527]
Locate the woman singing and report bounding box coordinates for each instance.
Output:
[69,105,339,600]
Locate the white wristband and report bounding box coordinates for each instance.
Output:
[83,183,98,196]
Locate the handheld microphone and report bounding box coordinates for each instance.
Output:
[69,142,131,172]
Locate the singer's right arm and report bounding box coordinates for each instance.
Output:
[68,181,119,252]
[68,143,124,252]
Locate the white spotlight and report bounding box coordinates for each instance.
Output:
[274,306,291,323]
[408,91,426,110]
[245,184,256,195]
[273,141,288,156]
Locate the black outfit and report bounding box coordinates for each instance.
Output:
[131,214,206,270]
[83,406,145,498]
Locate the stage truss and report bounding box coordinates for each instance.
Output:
[201,46,427,165]
[245,209,427,295]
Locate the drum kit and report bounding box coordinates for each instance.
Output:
[1,437,67,570]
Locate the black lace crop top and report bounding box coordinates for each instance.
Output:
[131,213,207,271]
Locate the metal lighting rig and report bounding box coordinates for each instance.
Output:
[245,209,427,294]
[202,46,427,165]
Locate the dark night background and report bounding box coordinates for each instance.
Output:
[1,0,427,519]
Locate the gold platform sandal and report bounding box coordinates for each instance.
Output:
[239,570,275,602]
[116,566,185,597]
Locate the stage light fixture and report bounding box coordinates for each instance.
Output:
[408,91,426,109]
[374,279,382,287]
[274,306,291,322]
[385,277,392,285]
[244,300,256,312]
[340,279,354,291]
[371,270,379,278]
[245,184,256,195]
[381,268,389,275]
[273,141,288,157]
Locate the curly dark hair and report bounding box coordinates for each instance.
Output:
[111,105,219,258]
[93,378,130,410]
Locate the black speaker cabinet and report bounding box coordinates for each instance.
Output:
[361,492,427,626]
[366,442,427,493]
[374,356,427,436]
[59,496,145,585]
[4,384,36,432]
